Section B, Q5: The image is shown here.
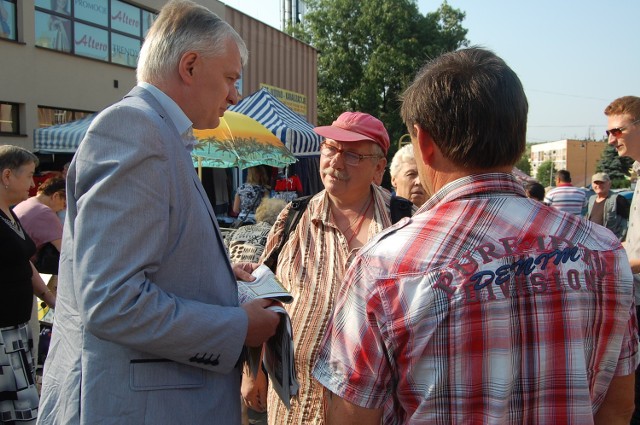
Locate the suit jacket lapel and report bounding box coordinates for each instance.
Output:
[126,86,231,267]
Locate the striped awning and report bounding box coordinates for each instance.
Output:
[34,114,96,153]
[33,88,322,157]
[230,88,321,157]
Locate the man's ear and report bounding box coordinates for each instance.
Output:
[414,124,435,166]
[178,52,198,83]
[375,157,387,177]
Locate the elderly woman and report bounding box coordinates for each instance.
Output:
[225,197,287,264]
[0,145,55,424]
[389,143,428,207]
[233,165,271,223]
[14,177,66,264]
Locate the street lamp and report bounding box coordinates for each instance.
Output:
[581,142,588,187]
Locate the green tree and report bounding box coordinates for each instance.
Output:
[595,145,634,187]
[287,0,468,153]
[515,146,532,175]
[536,160,556,187]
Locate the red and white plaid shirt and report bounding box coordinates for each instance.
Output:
[314,173,639,424]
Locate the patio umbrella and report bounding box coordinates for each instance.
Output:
[192,111,296,173]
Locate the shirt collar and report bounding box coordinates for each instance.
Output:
[137,82,197,151]
[421,173,527,212]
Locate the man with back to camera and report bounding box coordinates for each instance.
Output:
[37,1,280,424]
[604,95,640,425]
[585,172,629,241]
[313,48,638,424]
[544,169,587,215]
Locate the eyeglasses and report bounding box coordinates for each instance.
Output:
[320,142,382,166]
[606,119,640,137]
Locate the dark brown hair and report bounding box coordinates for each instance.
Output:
[401,47,528,169]
[37,177,66,197]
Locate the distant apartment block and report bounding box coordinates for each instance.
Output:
[530,139,607,187]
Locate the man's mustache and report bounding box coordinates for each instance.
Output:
[322,167,350,181]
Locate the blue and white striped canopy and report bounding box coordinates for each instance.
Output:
[230,88,321,157]
[33,89,321,156]
[34,114,96,153]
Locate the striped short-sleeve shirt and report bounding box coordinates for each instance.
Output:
[544,183,587,215]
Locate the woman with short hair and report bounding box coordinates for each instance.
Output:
[0,145,56,424]
[389,143,428,207]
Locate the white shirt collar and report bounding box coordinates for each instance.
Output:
[137,82,197,151]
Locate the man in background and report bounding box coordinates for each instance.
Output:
[585,172,629,240]
[605,95,640,425]
[38,1,279,424]
[544,169,586,215]
[524,180,546,202]
[314,47,637,424]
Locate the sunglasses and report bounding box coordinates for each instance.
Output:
[606,119,640,137]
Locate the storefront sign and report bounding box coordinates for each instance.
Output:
[111,0,141,37]
[74,0,108,26]
[74,21,108,61]
[111,33,140,66]
[260,84,307,116]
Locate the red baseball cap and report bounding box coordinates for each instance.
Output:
[314,112,390,155]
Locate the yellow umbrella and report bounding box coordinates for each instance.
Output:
[192,111,296,174]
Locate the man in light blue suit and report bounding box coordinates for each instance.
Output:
[37,1,280,423]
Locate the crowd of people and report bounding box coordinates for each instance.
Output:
[1,1,640,424]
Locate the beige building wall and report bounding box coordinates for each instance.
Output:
[530,139,607,187]
[0,0,316,152]
[225,7,317,124]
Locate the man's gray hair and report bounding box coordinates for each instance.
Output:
[137,0,248,84]
[389,143,416,180]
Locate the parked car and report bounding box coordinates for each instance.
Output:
[615,189,633,202]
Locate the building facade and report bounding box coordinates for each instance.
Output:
[0,0,317,156]
[530,139,607,187]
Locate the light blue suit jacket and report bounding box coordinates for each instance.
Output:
[38,87,247,424]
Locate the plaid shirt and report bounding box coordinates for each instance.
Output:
[313,173,639,424]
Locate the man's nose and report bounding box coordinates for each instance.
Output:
[228,86,239,106]
[329,152,345,168]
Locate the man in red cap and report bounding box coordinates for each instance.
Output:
[241,111,393,424]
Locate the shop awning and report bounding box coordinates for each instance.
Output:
[34,89,322,157]
[34,114,96,153]
[230,88,321,157]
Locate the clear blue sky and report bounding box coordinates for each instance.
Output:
[223,0,639,143]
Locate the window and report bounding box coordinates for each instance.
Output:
[0,0,17,41]
[34,0,157,67]
[0,102,19,135]
[38,106,92,128]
